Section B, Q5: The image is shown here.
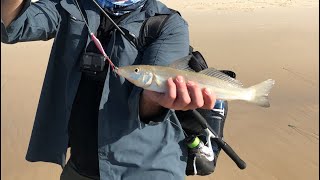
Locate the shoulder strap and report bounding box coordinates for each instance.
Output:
[138,10,179,49]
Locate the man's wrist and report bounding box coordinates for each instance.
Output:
[139,90,166,121]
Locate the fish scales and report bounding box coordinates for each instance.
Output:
[146,66,247,100]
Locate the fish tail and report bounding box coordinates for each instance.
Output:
[248,79,275,107]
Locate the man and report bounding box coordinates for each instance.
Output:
[1,0,217,179]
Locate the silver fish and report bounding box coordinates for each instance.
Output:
[116,55,275,107]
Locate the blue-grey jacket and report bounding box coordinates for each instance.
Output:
[1,0,190,179]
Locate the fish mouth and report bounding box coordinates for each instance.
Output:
[114,67,137,84]
[114,67,121,75]
[115,67,128,78]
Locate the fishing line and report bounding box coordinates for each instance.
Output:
[164,118,189,137]
[91,0,126,35]
[91,0,137,48]
[73,0,117,71]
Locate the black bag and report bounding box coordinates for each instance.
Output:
[138,11,237,176]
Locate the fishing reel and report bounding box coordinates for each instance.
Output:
[185,135,216,176]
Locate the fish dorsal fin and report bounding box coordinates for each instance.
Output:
[199,68,243,87]
[168,55,194,71]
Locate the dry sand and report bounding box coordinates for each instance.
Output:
[1,0,319,179]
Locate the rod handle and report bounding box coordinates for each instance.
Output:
[215,138,247,169]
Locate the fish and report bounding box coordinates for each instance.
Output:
[116,55,275,107]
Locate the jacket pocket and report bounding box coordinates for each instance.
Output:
[60,0,86,35]
[60,0,85,22]
[54,1,87,69]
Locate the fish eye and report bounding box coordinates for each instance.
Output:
[134,68,140,73]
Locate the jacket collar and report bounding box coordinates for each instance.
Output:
[60,0,101,33]
[118,0,172,36]
[119,0,157,26]
[59,0,170,35]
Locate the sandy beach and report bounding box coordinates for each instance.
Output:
[1,0,319,179]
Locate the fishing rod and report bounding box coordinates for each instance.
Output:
[91,0,138,48]
[191,109,247,170]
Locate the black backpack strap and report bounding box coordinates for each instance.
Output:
[189,49,209,72]
[138,10,179,49]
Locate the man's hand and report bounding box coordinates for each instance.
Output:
[139,76,216,119]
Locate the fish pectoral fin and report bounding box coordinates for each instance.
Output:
[199,68,243,87]
[140,73,153,88]
[153,74,162,87]
[145,75,153,87]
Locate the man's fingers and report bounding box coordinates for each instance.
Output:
[173,76,191,110]
[160,77,176,108]
[143,78,217,111]
[184,81,204,110]
[142,78,177,109]
[202,88,216,109]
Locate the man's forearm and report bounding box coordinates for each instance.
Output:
[1,0,25,27]
[139,90,165,119]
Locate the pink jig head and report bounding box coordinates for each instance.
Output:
[90,33,118,72]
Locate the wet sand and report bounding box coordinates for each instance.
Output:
[1,0,319,179]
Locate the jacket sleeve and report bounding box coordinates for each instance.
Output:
[1,0,62,44]
[129,13,190,124]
